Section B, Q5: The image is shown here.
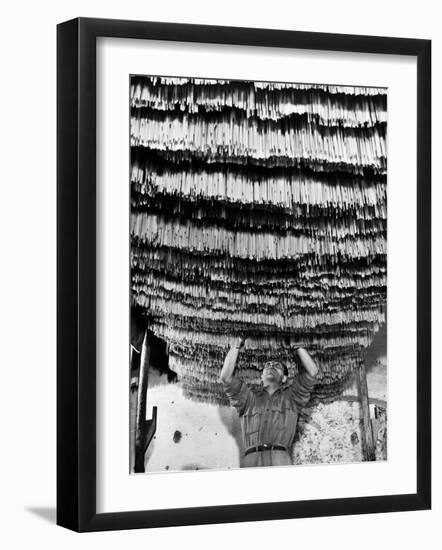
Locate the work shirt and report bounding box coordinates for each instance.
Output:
[222,371,317,455]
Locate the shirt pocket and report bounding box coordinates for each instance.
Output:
[243,405,262,435]
[270,403,297,433]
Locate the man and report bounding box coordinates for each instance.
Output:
[220,336,319,468]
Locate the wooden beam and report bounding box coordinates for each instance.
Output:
[356,362,376,461]
[134,331,157,473]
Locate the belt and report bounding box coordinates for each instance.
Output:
[244,444,288,456]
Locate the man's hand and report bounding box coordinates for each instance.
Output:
[281,336,306,352]
[281,336,291,350]
[232,336,246,350]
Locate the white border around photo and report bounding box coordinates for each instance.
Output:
[96,37,417,514]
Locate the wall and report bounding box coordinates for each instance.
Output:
[131,372,245,472]
[0,2,440,550]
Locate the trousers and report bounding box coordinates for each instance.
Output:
[241,449,293,468]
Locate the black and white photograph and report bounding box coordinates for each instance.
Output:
[0,2,434,542]
[129,75,388,473]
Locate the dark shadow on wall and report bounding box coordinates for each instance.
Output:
[365,323,387,368]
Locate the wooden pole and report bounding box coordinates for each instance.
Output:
[134,331,157,473]
[356,362,376,461]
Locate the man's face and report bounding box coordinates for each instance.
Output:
[261,362,285,386]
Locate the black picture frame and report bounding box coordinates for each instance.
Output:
[57,17,431,532]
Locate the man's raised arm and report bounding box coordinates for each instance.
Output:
[295,347,319,378]
[280,339,319,407]
[281,337,319,378]
[219,336,245,383]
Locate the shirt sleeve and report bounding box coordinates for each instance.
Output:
[289,370,317,408]
[221,375,253,416]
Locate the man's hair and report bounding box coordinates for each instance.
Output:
[263,360,289,378]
